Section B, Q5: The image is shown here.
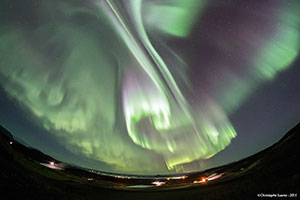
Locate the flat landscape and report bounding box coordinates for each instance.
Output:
[0,123,299,199]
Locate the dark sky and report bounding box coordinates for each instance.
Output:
[0,0,299,175]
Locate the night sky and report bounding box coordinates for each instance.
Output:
[0,0,299,175]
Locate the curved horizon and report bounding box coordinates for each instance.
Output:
[0,0,300,175]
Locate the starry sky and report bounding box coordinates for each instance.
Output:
[0,0,299,175]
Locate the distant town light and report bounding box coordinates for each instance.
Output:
[152,181,166,186]
[171,175,188,180]
[193,177,208,184]
[40,162,64,170]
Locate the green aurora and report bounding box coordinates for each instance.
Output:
[0,0,299,174]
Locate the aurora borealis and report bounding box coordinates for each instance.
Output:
[0,0,300,175]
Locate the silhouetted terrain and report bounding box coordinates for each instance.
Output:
[0,123,299,200]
